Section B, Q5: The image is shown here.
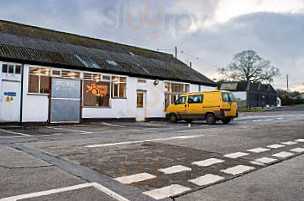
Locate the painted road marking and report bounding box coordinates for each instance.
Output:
[192,158,225,167]
[143,184,191,200]
[290,148,304,153]
[295,139,304,143]
[267,144,286,149]
[224,152,249,159]
[0,128,30,137]
[273,151,295,158]
[188,174,225,186]
[250,161,265,166]
[247,147,270,153]
[254,157,278,164]
[158,165,192,175]
[101,122,126,128]
[221,165,255,175]
[45,126,91,134]
[0,183,130,201]
[281,141,298,145]
[114,173,156,185]
[85,134,205,148]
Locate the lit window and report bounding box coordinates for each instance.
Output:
[51,70,61,77]
[138,79,146,83]
[137,92,144,108]
[103,75,111,81]
[93,74,101,81]
[112,76,127,98]
[83,80,110,107]
[40,76,50,93]
[28,67,50,94]
[84,73,92,80]
[164,82,190,109]
[28,74,39,93]
[62,70,71,78]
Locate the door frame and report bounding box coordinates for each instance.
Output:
[48,77,82,124]
[136,90,147,122]
[0,79,22,122]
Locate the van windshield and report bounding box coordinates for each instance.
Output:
[222,93,236,102]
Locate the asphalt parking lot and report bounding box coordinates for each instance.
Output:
[1,107,304,201]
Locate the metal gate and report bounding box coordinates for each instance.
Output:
[50,78,81,123]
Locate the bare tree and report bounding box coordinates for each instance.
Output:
[218,50,280,83]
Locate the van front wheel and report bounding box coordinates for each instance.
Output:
[206,113,216,125]
[222,118,231,124]
[169,114,178,123]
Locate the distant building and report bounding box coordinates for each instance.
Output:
[0,20,216,123]
[219,81,278,108]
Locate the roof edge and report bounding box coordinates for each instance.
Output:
[0,57,216,86]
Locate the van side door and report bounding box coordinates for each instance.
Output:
[174,96,188,119]
[186,95,204,120]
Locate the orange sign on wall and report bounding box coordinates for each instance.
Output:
[86,83,108,97]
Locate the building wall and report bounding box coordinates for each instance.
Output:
[200,85,216,92]
[0,62,214,122]
[0,61,22,122]
[22,65,49,122]
[82,78,166,119]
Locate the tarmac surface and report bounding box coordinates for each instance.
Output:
[0,106,304,201]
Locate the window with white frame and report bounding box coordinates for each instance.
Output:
[2,63,22,75]
[28,67,50,94]
[164,82,190,109]
[83,73,111,107]
[112,76,127,98]
[28,67,81,94]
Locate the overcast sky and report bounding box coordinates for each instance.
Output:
[0,0,303,91]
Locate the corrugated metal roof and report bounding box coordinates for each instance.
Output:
[0,20,216,86]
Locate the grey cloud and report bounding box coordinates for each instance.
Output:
[0,1,303,90]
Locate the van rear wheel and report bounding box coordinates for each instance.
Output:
[206,113,216,125]
[169,114,178,123]
[222,118,231,124]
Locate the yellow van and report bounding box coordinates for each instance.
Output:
[166,90,238,124]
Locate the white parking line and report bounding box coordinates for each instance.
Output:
[273,151,295,158]
[247,148,270,153]
[158,165,192,175]
[46,126,91,134]
[290,148,304,153]
[250,161,265,166]
[188,174,225,186]
[254,157,278,164]
[0,128,30,137]
[85,134,205,148]
[192,158,225,167]
[143,184,191,200]
[267,144,286,149]
[114,173,156,185]
[0,183,130,201]
[101,122,126,128]
[221,165,255,175]
[224,152,249,159]
[281,141,298,145]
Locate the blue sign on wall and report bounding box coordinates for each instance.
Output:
[4,92,16,97]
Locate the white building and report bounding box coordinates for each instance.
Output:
[0,20,216,124]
